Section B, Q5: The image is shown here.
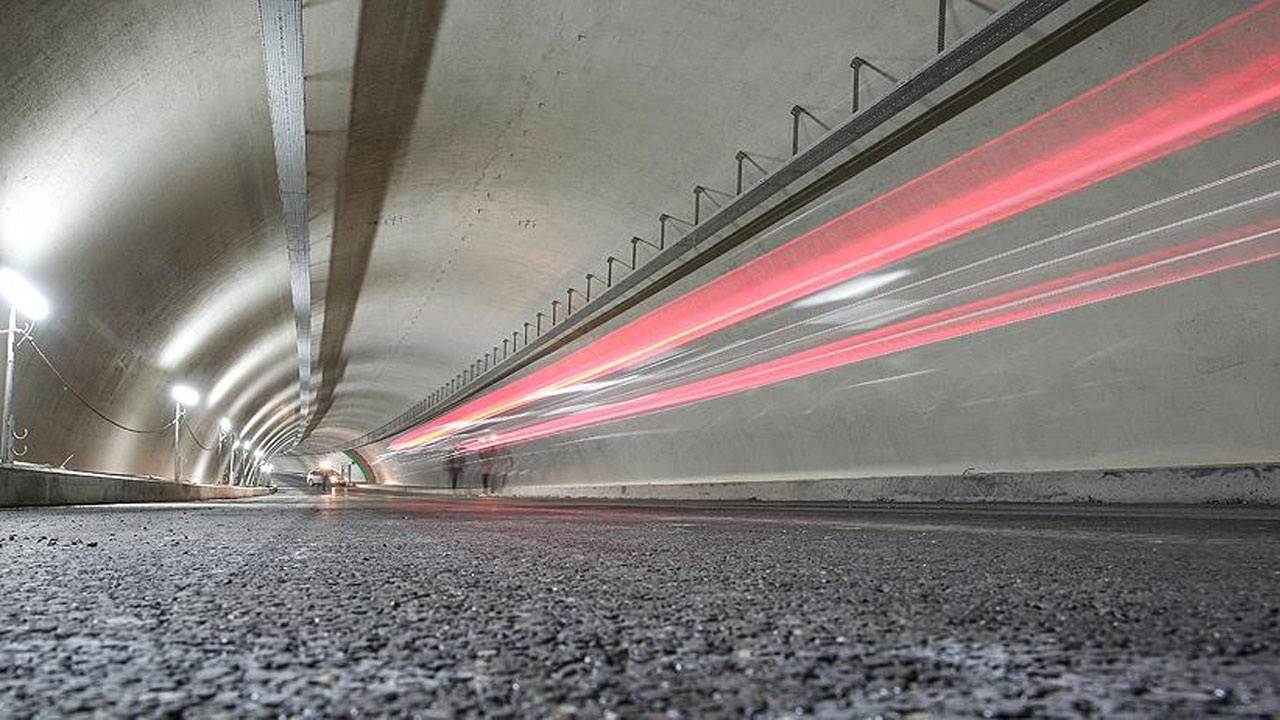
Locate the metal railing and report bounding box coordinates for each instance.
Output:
[313,0,1076,453]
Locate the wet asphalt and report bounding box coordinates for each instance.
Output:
[1,481,1279,717]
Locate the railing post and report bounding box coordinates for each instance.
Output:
[585,274,603,301]
[850,57,864,114]
[791,105,803,155]
[937,0,947,53]
[607,256,632,286]
[659,214,680,249]
[790,105,820,155]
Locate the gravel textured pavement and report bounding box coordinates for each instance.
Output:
[2,481,1279,717]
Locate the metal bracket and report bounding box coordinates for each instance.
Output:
[849,57,897,114]
[630,236,663,270]
[938,0,948,53]
[10,426,28,458]
[694,186,731,224]
[566,287,586,314]
[735,152,767,195]
[9,321,35,350]
[585,274,604,301]
[790,105,823,155]
[851,57,866,114]
[606,256,633,286]
[658,214,690,249]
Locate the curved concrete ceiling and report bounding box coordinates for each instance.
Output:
[298,0,1002,449]
[15,0,1271,487]
[2,0,290,477]
[1,0,1006,476]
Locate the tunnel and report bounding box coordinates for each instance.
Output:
[1,0,1279,715]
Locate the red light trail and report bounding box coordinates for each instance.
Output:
[460,220,1280,451]
[392,0,1280,452]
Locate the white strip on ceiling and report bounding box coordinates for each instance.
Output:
[257,0,311,439]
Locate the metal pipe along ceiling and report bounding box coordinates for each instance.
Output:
[257,0,311,439]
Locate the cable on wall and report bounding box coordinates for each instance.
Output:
[28,338,177,435]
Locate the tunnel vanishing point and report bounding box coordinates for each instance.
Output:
[2,0,1279,716]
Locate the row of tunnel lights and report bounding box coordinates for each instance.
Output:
[0,266,276,481]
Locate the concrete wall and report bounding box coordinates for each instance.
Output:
[356,464,1280,504]
[0,465,273,508]
[298,0,1014,448]
[500,466,1280,505]
[372,0,1280,503]
[1,0,295,480]
[11,0,1272,507]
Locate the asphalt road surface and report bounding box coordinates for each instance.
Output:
[2,481,1279,717]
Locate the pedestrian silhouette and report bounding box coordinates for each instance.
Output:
[445,449,464,490]
[480,447,495,494]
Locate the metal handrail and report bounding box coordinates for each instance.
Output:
[312,0,1073,454]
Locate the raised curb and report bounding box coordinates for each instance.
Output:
[0,465,274,507]
[357,463,1280,504]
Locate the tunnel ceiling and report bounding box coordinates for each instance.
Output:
[1,0,1009,475]
[297,0,1001,450]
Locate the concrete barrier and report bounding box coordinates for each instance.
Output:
[0,465,274,507]
[351,484,458,498]
[361,463,1280,504]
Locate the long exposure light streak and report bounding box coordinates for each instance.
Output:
[392,0,1280,452]
[461,221,1280,451]
[542,181,1280,418]
[631,188,1280,395]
